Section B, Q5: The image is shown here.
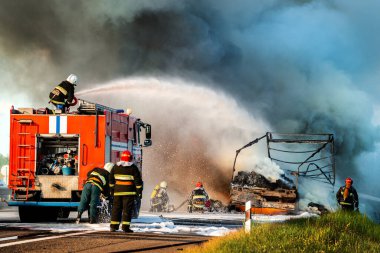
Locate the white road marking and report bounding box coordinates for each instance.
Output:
[0,230,96,248]
[0,236,18,242]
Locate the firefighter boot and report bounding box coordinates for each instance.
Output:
[123,226,134,233]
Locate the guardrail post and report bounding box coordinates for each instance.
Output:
[245,201,251,233]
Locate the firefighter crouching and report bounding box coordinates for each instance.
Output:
[150,181,169,212]
[76,162,113,224]
[188,182,210,213]
[336,177,359,211]
[110,150,143,233]
[49,74,78,112]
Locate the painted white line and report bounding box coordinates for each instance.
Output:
[0,236,18,242]
[0,231,95,248]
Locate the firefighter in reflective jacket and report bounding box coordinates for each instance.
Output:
[150,181,169,212]
[110,150,143,233]
[188,182,209,213]
[49,74,78,112]
[336,177,359,211]
[76,162,113,224]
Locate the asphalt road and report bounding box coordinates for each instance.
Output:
[0,207,216,252]
[0,227,209,253]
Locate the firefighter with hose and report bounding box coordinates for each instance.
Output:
[109,150,143,233]
[150,181,170,212]
[336,177,359,212]
[188,182,210,213]
[49,74,78,112]
[76,162,113,224]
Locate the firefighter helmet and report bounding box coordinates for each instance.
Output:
[120,150,132,162]
[66,74,78,86]
[345,177,353,185]
[160,181,167,188]
[196,182,203,188]
[104,162,114,173]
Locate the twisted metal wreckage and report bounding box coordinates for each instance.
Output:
[230,132,335,215]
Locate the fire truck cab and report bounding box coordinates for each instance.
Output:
[7,100,152,222]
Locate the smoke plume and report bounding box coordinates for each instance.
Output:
[1,0,380,218]
[76,77,270,206]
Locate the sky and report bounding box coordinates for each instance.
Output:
[1,0,380,219]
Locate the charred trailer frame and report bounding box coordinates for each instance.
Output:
[230,132,335,214]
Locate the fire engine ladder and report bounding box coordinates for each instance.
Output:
[77,99,124,114]
[13,119,36,200]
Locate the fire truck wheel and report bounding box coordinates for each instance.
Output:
[19,206,34,222]
[42,207,59,222]
[58,208,71,219]
[19,206,58,222]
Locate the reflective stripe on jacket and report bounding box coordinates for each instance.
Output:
[85,167,110,196]
[49,81,75,104]
[109,163,143,196]
[336,186,359,208]
[188,187,209,205]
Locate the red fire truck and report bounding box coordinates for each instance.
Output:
[7,100,152,222]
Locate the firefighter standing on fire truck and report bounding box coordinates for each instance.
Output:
[76,163,113,224]
[336,177,359,211]
[110,150,143,233]
[188,182,210,213]
[49,74,78,112]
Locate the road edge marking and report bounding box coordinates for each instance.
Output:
[0,230,95,248]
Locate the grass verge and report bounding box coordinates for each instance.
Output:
[185,211,380,253]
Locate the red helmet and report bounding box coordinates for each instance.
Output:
[120,150,132,162]
[345,177,353,184]
[196,182,203,188]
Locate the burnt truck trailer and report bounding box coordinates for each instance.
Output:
[230,171,297,215]
[229,133,335,215]
[7,100,152,222]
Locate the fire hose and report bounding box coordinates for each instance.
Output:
[170,199,189,212]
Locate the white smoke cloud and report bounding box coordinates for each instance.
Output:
[252,157,284,183]
[77,76,271,206]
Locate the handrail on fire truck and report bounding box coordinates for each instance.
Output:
[77,99,124,114]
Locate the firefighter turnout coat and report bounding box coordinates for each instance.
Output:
[78,167,110,222]
[109,161,143,230]
[188,187,209,209]
[86,167,110,196]
[49,80,75,105]
[150,185,169,211]
[336,186,359,210]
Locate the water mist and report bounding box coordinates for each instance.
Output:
[77,76,275,208]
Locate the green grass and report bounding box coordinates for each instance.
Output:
[185,211,380,253]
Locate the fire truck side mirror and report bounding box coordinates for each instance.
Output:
[145,124,151,139]
[144,139,152,147]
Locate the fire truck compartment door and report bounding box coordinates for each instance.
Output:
[37,175,78,199]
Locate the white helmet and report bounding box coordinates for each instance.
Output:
[66,74,78,85]
[104,162,114,173]
[160,181,167,188]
